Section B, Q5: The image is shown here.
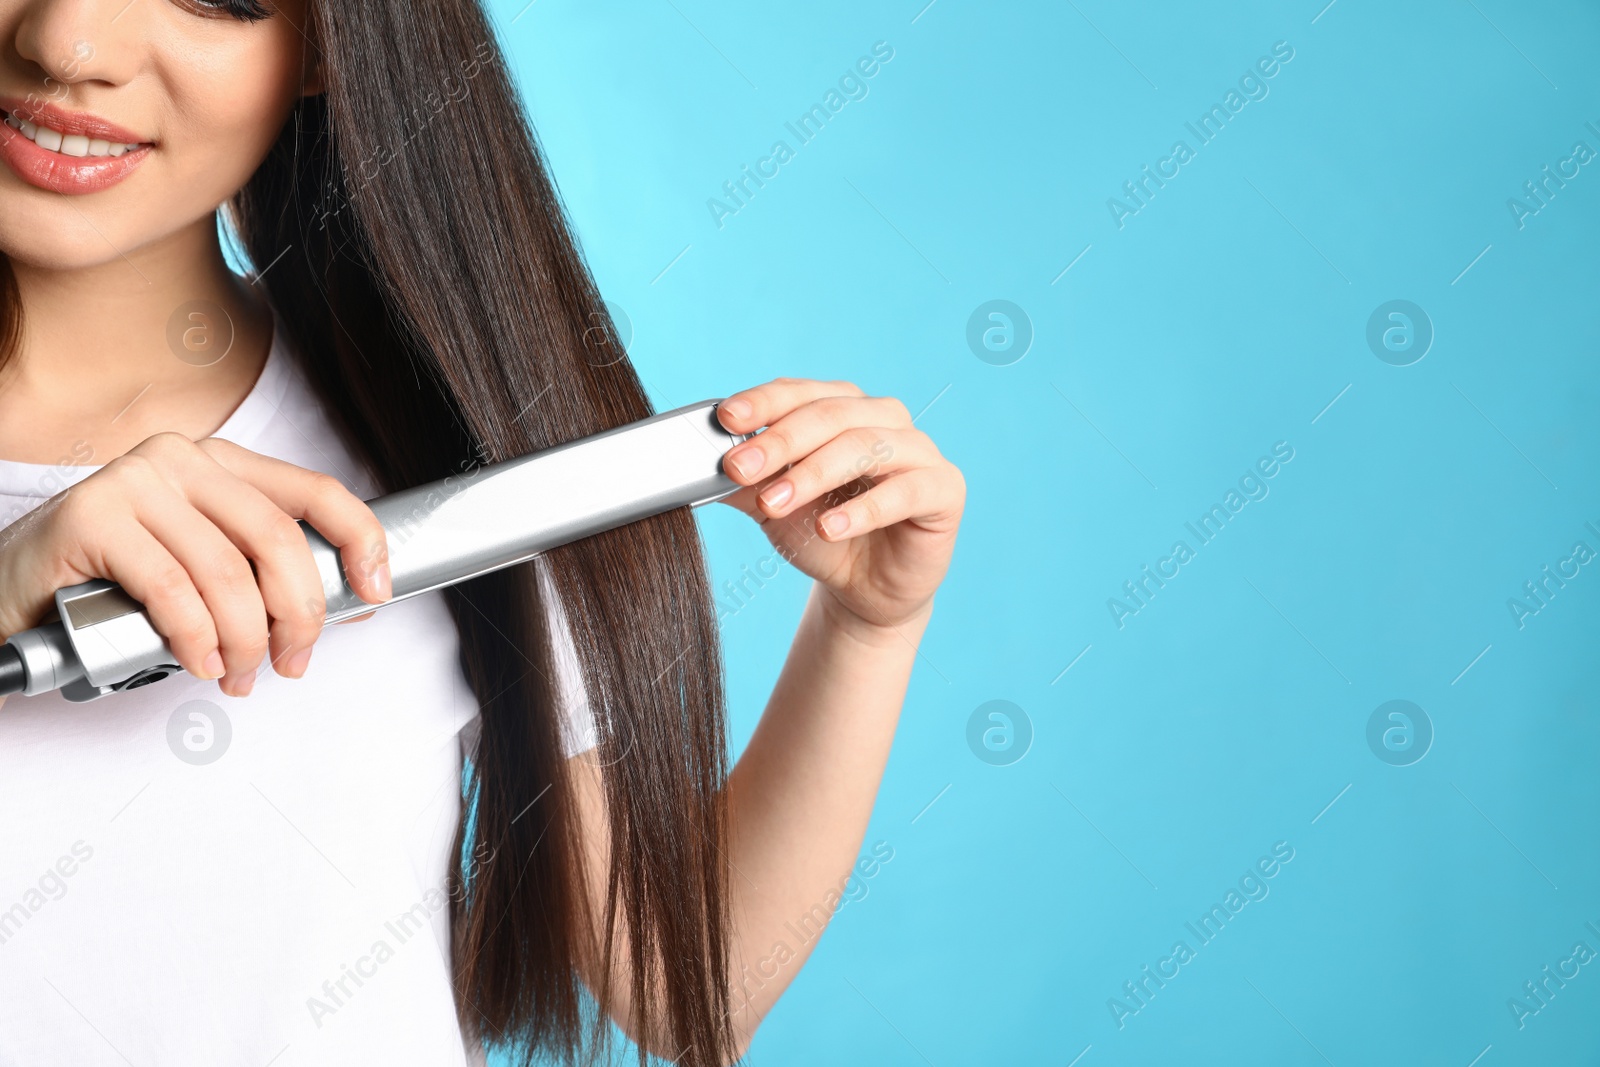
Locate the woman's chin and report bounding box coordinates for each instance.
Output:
[0,218,144,273]
[0,196,217,275]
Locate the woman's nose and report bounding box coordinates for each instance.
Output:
[10,0,140,93]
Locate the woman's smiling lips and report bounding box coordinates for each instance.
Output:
[0,96,154,195]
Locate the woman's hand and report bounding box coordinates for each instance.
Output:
[715,378,965,636]
[0,433,391,697]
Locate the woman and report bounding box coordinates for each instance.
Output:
[0,0,963,1063]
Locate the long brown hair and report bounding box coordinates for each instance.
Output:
[0,1,733,1063]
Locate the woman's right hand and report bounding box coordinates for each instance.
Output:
[0,432,392,697]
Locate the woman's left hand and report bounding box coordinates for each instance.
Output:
[715,378,965,634]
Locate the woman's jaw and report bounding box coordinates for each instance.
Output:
[0,97,154,196]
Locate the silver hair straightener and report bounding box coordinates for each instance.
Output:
[0,400,752,703]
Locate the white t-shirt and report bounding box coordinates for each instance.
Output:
[0,312,595,1065]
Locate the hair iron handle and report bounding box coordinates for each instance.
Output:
[0,399,753,703]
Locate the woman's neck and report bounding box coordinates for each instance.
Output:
[0,213,274,467]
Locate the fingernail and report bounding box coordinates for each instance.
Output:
[759,479,793,509]
[375,562,392,601]
[722,397,751,420]
[234,668,257,697]
[821,510,850,537]
[284,646,313,678]
[729,445,764,479]
[200,650,225,679]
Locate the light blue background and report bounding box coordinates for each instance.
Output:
[484,1,1600,1062]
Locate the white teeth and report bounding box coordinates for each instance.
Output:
[2,112,141,157]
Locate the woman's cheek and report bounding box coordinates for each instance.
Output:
[160,57,305,206]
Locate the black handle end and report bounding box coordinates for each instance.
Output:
[0,643,25,698]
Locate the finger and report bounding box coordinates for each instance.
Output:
[715,378,865,435]
[97,523,224,683]
[133,483,270,697]
[710,480,773,523]
[335,611,377,625]
[812,467,958,541]
[185,482,328,681]
[721,395,912,486]
[752,426,935,520]
[197,439,392,607]
[136,438,329,681]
